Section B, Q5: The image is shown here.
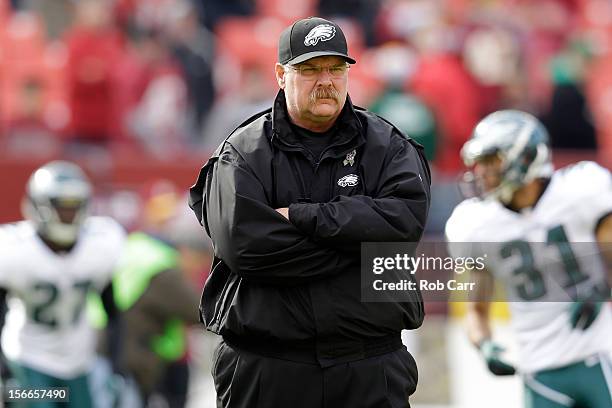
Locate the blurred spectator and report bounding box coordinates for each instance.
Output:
[107,33,152,145]
[166,0,216,134]
[462,25,529,112]
[9,0,23,10]
[463,27,520,89]
[543,83,597,150]
[165,201,217,408]
[540,42,597,150]
[2,78,59,156]
[1,0,608,177]
[110,231,200,408]
[96,180,202,408]
[371,90,437,161]
[199,0,255,31]
[318,0,382,46]
[374,0,440,45]
[64,0,124,149]
[409,17,484,175]
[19,0,74,39]
[519,0,577,110]
[166,206,213,292]
[114,0,196,35]
[125,30,191,156]
[368,43,437,161]
[201,63,273,151]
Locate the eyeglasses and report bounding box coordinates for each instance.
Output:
[287,63,349,78]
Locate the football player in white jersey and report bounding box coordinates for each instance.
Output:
[445,110,612,408]
[0,161,125,407]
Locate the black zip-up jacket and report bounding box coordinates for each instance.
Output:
[189,90,431,367]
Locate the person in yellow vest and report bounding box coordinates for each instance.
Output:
[119,232,200,402]
[93,182,201,408]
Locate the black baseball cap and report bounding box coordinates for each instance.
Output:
[278,17,357,65]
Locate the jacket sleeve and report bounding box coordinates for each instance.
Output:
[193,143,351,285]
[288,134,431,248]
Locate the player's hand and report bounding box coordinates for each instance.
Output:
[569,301,602,330]
[479,339,516,376]
[570,284,609,330]
[0,358,11,382]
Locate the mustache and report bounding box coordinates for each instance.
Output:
[309,87,340,105]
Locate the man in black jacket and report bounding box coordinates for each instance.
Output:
[189,17,431,408]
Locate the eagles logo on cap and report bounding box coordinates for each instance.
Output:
[278,17,357,65]
[304,24,336,46]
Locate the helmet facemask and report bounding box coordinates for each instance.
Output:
[459,151,517,203]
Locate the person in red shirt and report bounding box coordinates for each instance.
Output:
[64,0,124,147]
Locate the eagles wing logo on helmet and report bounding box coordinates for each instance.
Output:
[304,24,336,46]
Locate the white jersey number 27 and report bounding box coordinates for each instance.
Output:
[29,280,93,328]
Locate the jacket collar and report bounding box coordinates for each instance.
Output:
[270,90,364,158]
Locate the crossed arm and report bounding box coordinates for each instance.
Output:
[204,145,353,285]
[286,138,430,251]
[203,138,430,285]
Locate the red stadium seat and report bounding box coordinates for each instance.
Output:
[256,0,316,23]
[215,16,285,68]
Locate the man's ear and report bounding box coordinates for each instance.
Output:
[275,63,286,89]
